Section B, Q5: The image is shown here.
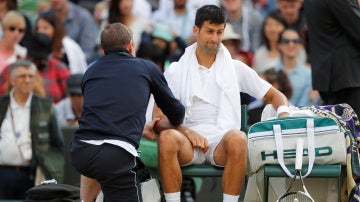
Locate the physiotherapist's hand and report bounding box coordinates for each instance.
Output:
[142,117,161,140]
[184,129,209,153]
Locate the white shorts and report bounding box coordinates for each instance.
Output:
[181,125,226,167]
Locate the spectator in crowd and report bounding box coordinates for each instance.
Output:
[221,0,263,52]
[222,23,253,67]
[94,0,151,26]
[141,22,188,70]
[158,0,220,15]
[69,22,185,201]
[0,11,27,75]
[137,42,167,72]
[37,0,51,13]
[151,0,196,44]
[277,0,306,35]
[0,0,32,48]
[55,73,83,126]
[0,59,64,200]
[253,11,286,73]
[253,11,307,73]
[44,0,99,62]
[106,0,149,51]
[26,33,70,103]
[153,5,289,202]
[35,13,88,74]
[93,0,110,27]
[304,0,360,116]
[274,28,313,107]
[251,0,278,17]
[247,67,293,125]
[276,0,309,60]
[132,0,152,19]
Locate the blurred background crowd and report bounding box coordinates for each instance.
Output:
[0,0,322,127]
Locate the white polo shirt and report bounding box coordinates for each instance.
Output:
[0,90,33,166]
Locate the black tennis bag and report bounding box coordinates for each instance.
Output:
[24,182,80,202]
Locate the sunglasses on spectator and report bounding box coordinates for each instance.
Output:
[8,26,25,33]
[279,38,302,44]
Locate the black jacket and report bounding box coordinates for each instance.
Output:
[304,0,360,92]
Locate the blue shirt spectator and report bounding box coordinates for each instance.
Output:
[275,61,312,107]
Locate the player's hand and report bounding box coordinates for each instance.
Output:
[142,117,161,140]
[184,129,209,153]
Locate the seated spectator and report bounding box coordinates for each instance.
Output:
[276,0,307,43]
[0,59,64,200]
[26,33,70,103]
[0,11,27,75]
[274,28,314,107]
[132,0,152,19]
[35,13,88,74]
[1,65,46,97]
[93,0,110,27]
[0,0,32,49]
[107,0,149,51]
[222,23,253,67]
[141,22,187,70]
[44,0,99,62]
[253,11,286,73]
[222,0,263,52]
[151,0,196,44]
[137,42,167,72]
[55,73,83,126]
[253,11,307,73]
[247,67,293,126]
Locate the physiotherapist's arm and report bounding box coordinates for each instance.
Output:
[149,65,185,126]
[152,104,190,135]
[152,104,209,153]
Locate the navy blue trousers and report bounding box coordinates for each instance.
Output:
[69,139,142,202]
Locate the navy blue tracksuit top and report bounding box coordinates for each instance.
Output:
[74,51,185,148]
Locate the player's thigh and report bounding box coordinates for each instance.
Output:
[213,130,247,165]
[158,129,194,165]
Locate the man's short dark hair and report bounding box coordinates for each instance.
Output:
[100,23,133,52]
[195,5,226,28]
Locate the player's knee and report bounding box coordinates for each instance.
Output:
[226,130,247,145]
[224,130,247,154]
[158,129,181,149]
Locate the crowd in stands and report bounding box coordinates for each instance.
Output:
[0,0,337,127]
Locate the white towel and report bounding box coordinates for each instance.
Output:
[164,43,241,130]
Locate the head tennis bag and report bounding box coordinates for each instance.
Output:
[247,116,346,174]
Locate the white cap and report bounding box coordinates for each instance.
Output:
[222,23,241,41]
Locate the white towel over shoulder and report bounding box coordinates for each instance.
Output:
[164,43,241,131]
